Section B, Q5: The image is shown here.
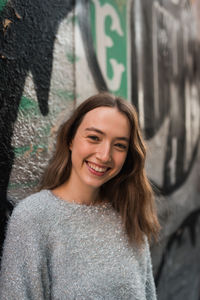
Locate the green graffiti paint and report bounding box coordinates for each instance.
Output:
[14,145,30,157]
[56,89,75,101]
[90,0,127,99]
[0,0,7,11]
[19,96,39,116]
[8,180,39,189]
[38,123,51,136]
[67,14,78,25]
[66,52,79,63]
[31,144,47,155]
[14,144,47,158]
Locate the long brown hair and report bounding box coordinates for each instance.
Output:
[39,93,160,245]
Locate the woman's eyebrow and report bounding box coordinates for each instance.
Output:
[85,127,104,134]
[85,127,129,142]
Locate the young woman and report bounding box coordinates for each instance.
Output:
[0,93,160,299]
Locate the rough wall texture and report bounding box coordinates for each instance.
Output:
[0,0,200,299]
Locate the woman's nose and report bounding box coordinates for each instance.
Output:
[96,142,112,163]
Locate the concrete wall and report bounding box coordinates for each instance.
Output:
[0,0,199,299]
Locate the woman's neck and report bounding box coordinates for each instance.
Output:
[52,181,100,206]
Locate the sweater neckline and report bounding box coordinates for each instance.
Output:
[45,189,112,210]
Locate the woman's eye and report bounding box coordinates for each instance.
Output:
[115,143,127,150]
[88,135,99,141]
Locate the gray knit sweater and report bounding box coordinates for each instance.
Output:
[0,190,157,300]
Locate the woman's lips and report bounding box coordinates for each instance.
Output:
[86,161,110,176]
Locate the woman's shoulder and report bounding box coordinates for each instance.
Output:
[14,189,50,211]
[10,190,57,226]
[133,235,152,262]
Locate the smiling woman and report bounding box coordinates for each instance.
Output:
[0,93,160,300]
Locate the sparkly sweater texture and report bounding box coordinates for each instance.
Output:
[0,190,157,300]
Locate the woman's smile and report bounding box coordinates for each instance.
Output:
[86,160,110,176]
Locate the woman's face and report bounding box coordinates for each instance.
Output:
[69,106,130,191]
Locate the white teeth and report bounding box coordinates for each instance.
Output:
[87,162,107,173]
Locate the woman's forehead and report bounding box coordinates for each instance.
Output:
[78,107,130,137]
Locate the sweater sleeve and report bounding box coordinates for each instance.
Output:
[0,200,51,300]
[145,241,157,300]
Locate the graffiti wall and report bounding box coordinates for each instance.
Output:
[0,0,200,299]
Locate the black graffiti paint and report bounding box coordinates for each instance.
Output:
[76,0,108,92]
[155,209,200,296]
[0,0,75,258]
